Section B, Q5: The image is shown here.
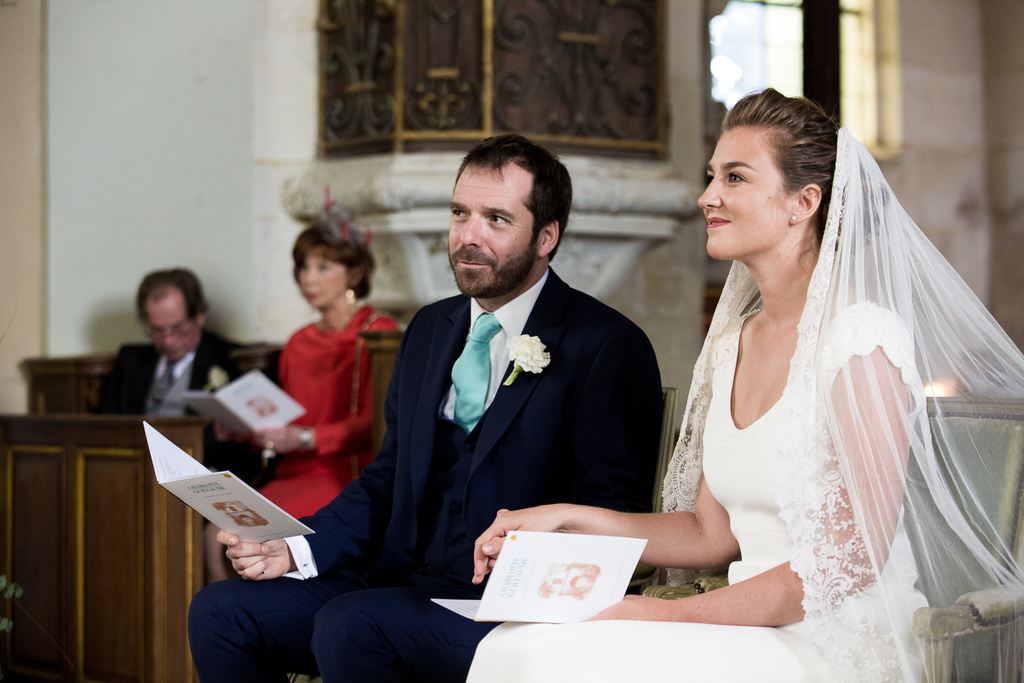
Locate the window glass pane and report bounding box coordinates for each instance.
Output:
[708,0,896,152]
[764,6,803,97]
[710,1,802,110]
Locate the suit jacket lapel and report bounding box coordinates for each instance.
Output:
[408,299,471,511]
[470,271,571,477]
[128,349,160,413]
[189,333,214,391]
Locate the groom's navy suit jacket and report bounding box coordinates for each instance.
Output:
[301,270,663,585]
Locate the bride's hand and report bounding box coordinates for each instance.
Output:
[588,595,676,621]
[471,504,577,584]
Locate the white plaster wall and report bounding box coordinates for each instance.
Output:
[47,0,257,354]
[0,0,44,411]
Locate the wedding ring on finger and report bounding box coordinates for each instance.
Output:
[262,440,276,462]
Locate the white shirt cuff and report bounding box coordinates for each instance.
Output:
[282,535,318,580]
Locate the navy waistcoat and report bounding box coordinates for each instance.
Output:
[413,414,485,585]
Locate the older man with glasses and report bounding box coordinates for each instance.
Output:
[100,268,260,486]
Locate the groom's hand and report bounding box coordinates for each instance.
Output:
[217,530,296,580]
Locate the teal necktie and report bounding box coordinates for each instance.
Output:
[451,313,502,433]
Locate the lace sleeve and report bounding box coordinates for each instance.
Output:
[819,302,922,576]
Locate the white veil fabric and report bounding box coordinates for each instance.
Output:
[663,129,1024,681]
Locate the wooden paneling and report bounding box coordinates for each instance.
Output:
[360,329,403,455]
[0,415,205,683]
[9,447,65,679]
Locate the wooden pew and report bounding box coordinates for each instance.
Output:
[22,345,284,417]
[0,415,205,683]
[23,354,116,415]
[359,329,403,455]
[6,334,401,682]
[22,334,400,454]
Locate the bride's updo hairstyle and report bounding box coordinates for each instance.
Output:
[722,88,839,242]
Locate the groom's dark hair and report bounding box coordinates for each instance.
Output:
[456,134,573,259]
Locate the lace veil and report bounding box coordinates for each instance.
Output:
[663,129,1024,681]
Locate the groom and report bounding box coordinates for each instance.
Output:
[187,134,663,682]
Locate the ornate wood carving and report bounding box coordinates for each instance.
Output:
[318,0,665,158]
[319,0,400,155]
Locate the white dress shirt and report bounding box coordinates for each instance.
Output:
[283,269,551,580]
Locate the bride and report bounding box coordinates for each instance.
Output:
[467,89,1024,682]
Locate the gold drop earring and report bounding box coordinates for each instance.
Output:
[346,289,356,305]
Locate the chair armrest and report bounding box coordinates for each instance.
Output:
[629,562,658,587]
[956,585,1024,624]
[643,584,699,600]
[642,570,729,600]
[914,585,1024,639]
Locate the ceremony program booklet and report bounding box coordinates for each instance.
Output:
[433,531,647,623]
[182,369,306,435]
[143,422,313,543]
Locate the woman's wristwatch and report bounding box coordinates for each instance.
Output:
[299,428,314,450]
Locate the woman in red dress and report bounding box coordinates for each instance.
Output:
[252,203,398,518]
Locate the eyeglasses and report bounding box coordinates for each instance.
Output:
[146,319,195,340]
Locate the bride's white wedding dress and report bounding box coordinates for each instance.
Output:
[466,317,831,683]
[468,305,930,682]
[469,126,1024,681]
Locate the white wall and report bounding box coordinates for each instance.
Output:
[46,0,257,353]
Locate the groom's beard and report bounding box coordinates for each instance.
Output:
[449,239,538,301]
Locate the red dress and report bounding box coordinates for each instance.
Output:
[258,306,398,518]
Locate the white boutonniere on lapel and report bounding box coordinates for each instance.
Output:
[203,365,230,392]
[503,335,550,386]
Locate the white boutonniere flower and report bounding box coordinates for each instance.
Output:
[503,335,550,386]
[204,366,230,392]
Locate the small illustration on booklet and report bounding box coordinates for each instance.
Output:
[538,563,601,600]
[212,500,270,527]
[246,395,279,418]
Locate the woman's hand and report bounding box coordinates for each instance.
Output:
[251,425,308,454]
[588,595,679,621]
[472,504,578,584]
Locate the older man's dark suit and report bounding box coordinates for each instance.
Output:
[100,330,259,483]
[188,271,663,682]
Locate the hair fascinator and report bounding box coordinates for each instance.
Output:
[320,186,371,248]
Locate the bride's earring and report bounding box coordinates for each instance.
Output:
[346,288,356,305]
